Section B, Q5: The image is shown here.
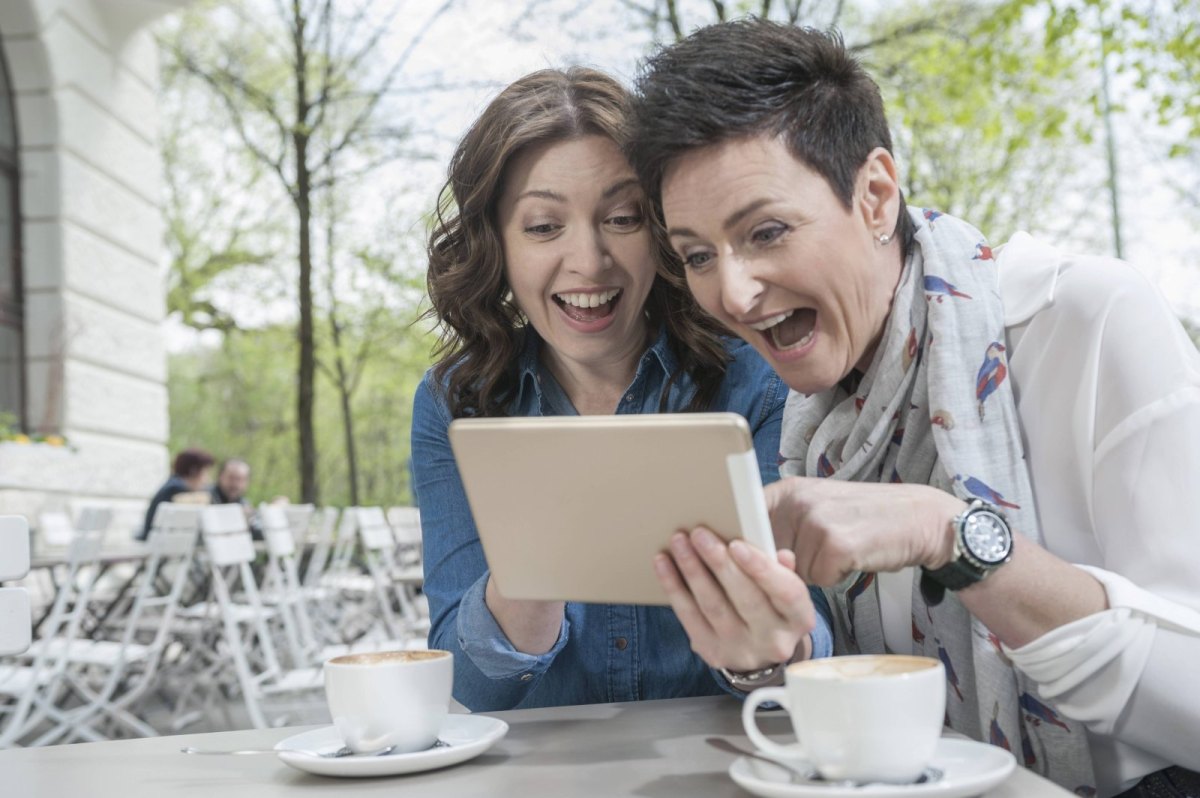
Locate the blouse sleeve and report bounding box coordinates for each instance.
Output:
[1004,260,1200,771]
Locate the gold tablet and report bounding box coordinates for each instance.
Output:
[447,412,774,606]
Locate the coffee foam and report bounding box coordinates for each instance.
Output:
[328,649,449,666]
[790,655,938,680]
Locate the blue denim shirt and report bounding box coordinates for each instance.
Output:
[411,328,832,711]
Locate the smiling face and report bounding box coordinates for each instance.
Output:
[660,135,902,395]
[497,135,656,381]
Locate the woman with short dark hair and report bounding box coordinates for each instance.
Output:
[140,447,214,539]
[632,21,1200,797]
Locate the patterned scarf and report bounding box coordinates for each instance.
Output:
[779,207,1095,794]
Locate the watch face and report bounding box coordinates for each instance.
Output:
[963,511,1012,565]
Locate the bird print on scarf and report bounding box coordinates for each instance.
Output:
[954,474,1022,510]
[975,342,1008,420]
[924,275,973,303]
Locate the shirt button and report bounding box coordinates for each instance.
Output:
[625,394,634,403]
[615,637,628,651]
[519,673,533,682]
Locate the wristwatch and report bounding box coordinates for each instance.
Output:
[720,663,786,692]
[920,498,1013,606]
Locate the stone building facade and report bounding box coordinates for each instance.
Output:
[0,0,185,538]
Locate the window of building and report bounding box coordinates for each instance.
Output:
[0,37,23,428]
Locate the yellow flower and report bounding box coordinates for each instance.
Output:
[12,434,30,444]
[43,435,66,446]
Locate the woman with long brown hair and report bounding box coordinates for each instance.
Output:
[411,67,830,711]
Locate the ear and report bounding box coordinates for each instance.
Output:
[857,147,901,236]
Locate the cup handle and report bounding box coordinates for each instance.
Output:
[741,686,804,761]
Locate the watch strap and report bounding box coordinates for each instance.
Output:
[921,499,1011,606]
[720,662,785,691]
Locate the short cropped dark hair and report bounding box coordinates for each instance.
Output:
[628,20,912,246]
[173,448,214,478]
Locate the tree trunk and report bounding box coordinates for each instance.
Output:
[293,1,318,504]
[335,352,360,506]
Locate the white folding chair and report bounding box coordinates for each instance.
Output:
[257,506,319,668]
[301,507,339,590]
[0,527,105,748]
[192,505,324,729]
[385,506,428,633]
[21,505,201,743]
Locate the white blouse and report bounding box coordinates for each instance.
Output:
[877,233,1200,796]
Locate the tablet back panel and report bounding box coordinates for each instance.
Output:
[448,413,764,606]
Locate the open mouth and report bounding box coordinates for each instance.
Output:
[553,288,622,323]
[748,308,817,351]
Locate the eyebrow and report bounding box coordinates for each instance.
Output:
[515,189,567,203]
[601,178,641,200]
[514,178,641,206]
[667,197,775,240]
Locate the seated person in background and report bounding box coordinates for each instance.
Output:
[411,67,832,713]
[629,20,1200,797]
[139,447,213,540]
[210,457,262,540]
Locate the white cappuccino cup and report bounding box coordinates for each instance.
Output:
[742,654,946,784]
[323,649,453,755]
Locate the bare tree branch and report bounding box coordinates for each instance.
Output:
[309,0,454,179]
[848,17,943,54]
[665,0,683,39]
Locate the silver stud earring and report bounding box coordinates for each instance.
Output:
[877,233,892,246]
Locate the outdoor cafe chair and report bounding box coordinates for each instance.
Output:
[186,505,324,730]
[257,505,320,669]
[300,507,339,591]
[20,505,200,743]
[0,525,105,748]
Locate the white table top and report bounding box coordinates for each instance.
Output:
[0,695,1072,797]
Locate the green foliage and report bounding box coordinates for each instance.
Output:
[871,1,1087,241]
[169,319,437,507]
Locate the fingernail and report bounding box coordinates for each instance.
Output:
[653,554,671,576]
[729,539,752,563]
[692,527,718,550]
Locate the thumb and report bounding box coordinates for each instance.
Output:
[775,547,797,572]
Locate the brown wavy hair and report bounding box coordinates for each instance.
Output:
[425,67,732,418]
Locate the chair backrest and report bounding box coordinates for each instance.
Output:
[37,511,74,548]
[354,507,393,552]
[282,504,314,546]
[199,505,256,566]
[258,506,295,558]
[386,507,422,546]
[74,506,113,534]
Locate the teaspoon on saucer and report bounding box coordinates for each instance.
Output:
[705,737,945,788]
[704,737,819,781]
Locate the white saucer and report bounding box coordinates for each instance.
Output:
[274,714,508,778]
[729,738,1015,798]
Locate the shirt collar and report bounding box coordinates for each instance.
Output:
[511,325,677,410]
